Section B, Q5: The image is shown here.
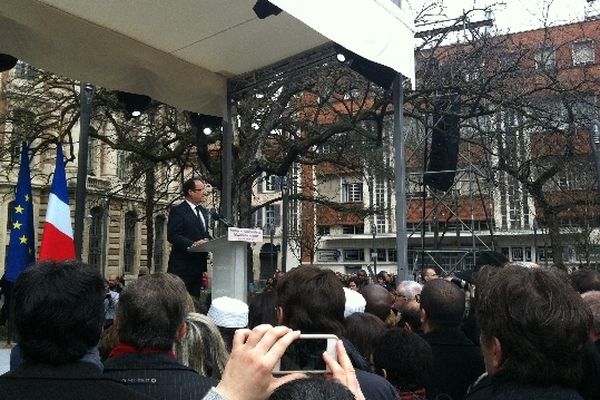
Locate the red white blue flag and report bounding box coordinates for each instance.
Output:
[39,144,75,261]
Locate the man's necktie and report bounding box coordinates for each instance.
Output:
[195,205,205,229]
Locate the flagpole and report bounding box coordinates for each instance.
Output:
[74,83,95,259]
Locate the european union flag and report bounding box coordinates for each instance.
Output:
[6,142,35,282]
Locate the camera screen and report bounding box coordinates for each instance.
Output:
[279,339,327,371]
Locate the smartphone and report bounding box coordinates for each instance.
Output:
[273,334,338,374]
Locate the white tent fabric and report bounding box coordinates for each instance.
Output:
[0,0,415,116]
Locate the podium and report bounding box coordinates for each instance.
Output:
[190,236,247,301]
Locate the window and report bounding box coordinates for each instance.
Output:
[342,224,364,234]
[317,226,330,236]
[387,249,397,262]
[341,182,363,203]
[511,247,523,261]
[123,211,137,273]
[343,249,365,262]
[88,207,105,271]
[117,151,128,180]
[535,47,556,70]
[153,215,166,272]
[265,204,281,227]
[573,40,594,66]
[257,174,281,192]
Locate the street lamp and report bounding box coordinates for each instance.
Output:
[74,82,95,260]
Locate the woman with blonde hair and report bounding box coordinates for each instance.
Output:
[175,312,228,379]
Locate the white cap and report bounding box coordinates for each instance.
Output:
[343,287,366,318]
[207,296,249,328]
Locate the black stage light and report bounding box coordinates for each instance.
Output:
[253,0,282,19]
[334,45,396,90]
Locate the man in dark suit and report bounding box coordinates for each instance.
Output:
[167,177,211,297]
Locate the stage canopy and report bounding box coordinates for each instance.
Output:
[0,0,415,116]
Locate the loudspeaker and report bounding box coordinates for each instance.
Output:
[424,97,460,192]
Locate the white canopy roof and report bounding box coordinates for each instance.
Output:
[0,0,415,116]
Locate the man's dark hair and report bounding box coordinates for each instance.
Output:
[344,312,387,361]
[276,266,345,336]
[570,268,600,294]
[373,328,433,392]
[116,273,188,350]
[420,279,465,330]
[14,260,105,364]
[268,377,355,400]
[475,250,508,269]
[248,290,278,329]
[398,308,422,332]
[182,177,202,196]
[475,265,592,386]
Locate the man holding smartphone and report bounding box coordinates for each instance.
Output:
[275,266,398,400]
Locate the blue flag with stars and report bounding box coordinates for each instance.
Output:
[6,142,35,282]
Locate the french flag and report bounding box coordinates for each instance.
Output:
[39,145,75,261]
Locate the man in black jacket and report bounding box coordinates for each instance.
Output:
[167,177,211,297]
[466,266,592,400]
[103,273,215,399]
[420,279,485,400]
[0,261,152,400]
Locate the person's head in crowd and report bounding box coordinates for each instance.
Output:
[276,266,345,337]
[570,269,600,294]
[581,290,600,343]
[14,260,105,365]
[343,287,366,318]
[115,273,188,350]
[137,266,150,277]
[419,279,465,334]
[268,377,356,400]
[420,266,441,282]
[361,284,394,322]
[356,270,369,285]
[373,328,433,395]
[344,312,387,362]
[108,273,121,291]
[475,265,592,387]
[99,324,120,361]
[348,277,359,291]
[248,290,278,328]
[393,280,422,313]
[207,296,249,352]
[175,312,228,379]
[398,308,422,333]
[376,271,390,286]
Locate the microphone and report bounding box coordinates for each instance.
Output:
[211,210,234,228]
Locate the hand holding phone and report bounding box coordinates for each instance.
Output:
[273,334,338,374]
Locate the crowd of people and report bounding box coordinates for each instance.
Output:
[0,251,599,400]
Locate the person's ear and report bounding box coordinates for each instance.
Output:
[488,336,503,370]
[175,322,188,343]
[276,306,285,325]
[420,307,427,324]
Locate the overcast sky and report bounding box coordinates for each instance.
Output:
[405,0,600,33]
